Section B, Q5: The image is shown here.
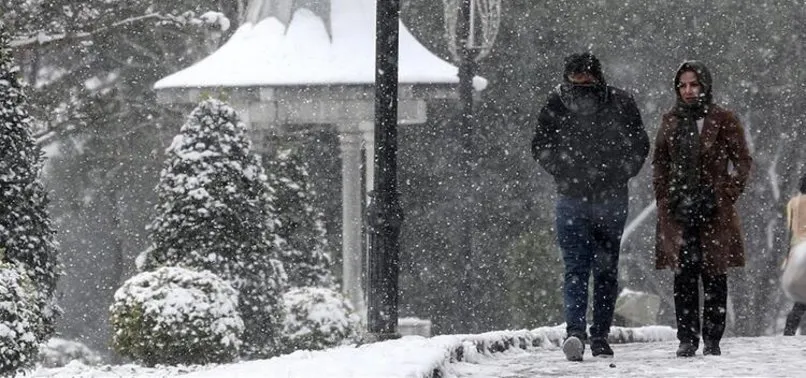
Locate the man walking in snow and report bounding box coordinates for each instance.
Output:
[531,52,649,361]
[652,61,752,357]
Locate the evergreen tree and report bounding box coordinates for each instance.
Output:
[0,261,41,375]
[3,0,237,353]
[264,147,334,288]
[0,28,60,341]
[142,99,287,359]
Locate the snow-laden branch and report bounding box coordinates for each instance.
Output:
[11,13,161,48]
[10,11,230,49]
[743,110,756,155]
[34,130,57,146]
[13,10,230,147]
[768,143,782,201]
[766,218,777,251]
[621,200,657,247]
[236,0,248,25]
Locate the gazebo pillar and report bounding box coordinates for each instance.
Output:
[358,121,375,207]
[359,120,374,322]
[360,121,375,201]
[337,127,366,319]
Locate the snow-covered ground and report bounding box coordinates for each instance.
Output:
[25,325,806,377]
[452,335,806,377]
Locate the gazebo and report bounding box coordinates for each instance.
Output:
[154,0,486,319]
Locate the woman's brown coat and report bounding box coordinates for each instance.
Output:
[652,105,753,274]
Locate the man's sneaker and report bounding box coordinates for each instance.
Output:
[590,337,614,358]
[676,341,698,357]
[562,335,585,362]
[703,341,721,356]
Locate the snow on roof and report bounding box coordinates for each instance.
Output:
[155,0,487,90]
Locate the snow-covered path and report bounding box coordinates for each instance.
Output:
[27,329,806,377]
[451,336,806,377]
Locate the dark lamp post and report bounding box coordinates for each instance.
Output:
[455,0,479,333]
[366,0,403,340]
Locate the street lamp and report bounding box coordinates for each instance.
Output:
[442,0,501,333]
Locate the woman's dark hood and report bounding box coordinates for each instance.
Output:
[674,60,713,105]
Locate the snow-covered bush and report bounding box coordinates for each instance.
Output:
[0,261,41,375]
[0,28,60,343]
[281,287,359,353]
[264,147,335,289]
[38,337,102,368]
[141,99,287,358]
[110,266,244,366]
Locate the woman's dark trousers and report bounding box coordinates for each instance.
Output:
[674,226,727,346]
[784,302,806,335]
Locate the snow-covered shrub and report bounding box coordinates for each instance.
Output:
[0,29,60,343]
[0,261,41,375]
[38,337,102,368]
[110,266,244,366]
[281,287,359,353]
[141,99,287,358]
[264,147,335,288]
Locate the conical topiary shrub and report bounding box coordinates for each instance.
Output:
[141,99,287,358]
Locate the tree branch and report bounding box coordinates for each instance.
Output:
[11,13,162,49]
[621,200,657,248]
[10,11,218,50]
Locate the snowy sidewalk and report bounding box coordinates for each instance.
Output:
[27,326,673,378]
[27,328,806,377]
[450,335,806,377]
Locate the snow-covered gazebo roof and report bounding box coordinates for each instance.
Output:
[155,0,486,91]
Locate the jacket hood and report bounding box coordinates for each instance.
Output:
[564,52,606,86]
[674,60,713,104]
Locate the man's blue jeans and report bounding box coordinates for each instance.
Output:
[555,194,628,339]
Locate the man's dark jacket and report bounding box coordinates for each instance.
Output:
[531,86,650,198]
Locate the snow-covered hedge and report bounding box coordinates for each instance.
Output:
[110,267,244,366]
[281,287,359,353]
[38,337,102,368]
[0,261,41,376]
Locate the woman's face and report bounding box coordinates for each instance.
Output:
[677,71,702,104]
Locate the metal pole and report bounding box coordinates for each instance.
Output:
[468,0,476,49]
[367,0,402,340]
[456,0,477,333]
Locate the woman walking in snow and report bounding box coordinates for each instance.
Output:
[783,173,806,336]
[652,60,752,357]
